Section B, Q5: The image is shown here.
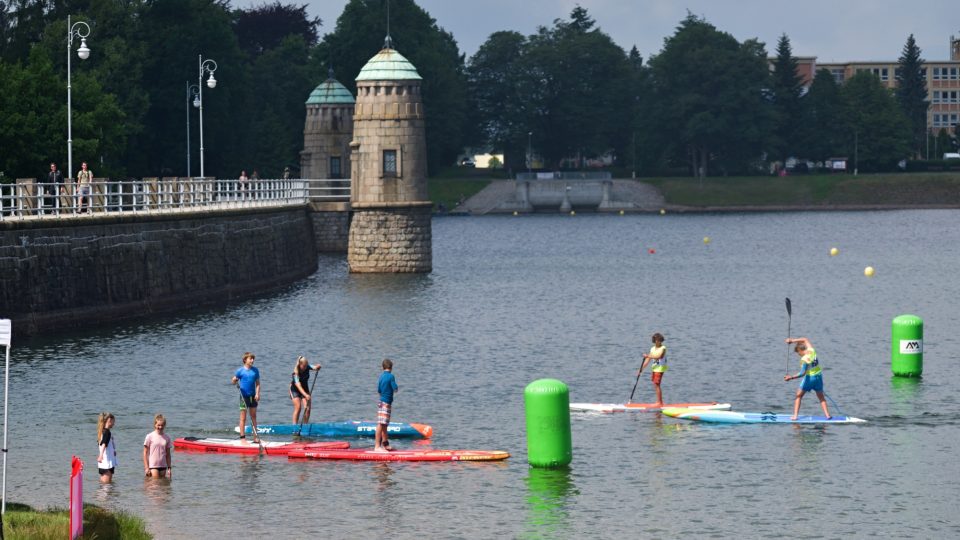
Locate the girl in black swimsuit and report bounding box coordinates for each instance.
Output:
[290,355,321,424]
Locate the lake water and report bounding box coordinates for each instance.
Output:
[6,210,960,538]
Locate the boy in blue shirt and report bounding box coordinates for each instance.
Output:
[375,359,398,452]
[232,352,261,443]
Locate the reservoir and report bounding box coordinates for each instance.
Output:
[7,210,960,537]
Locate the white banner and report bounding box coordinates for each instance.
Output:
[0,319,10,347]
[899,339,923,354]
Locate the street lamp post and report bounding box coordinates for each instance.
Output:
[67,15,91,183]
[197,55,218,178]
[186,82,200,177]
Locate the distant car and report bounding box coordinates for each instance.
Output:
[944,153,960,160]
[460,158,475,168]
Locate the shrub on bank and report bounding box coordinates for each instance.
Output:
[3,502,151,540]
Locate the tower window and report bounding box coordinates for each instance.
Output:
[383,150,398,177]
[330,156,342,179]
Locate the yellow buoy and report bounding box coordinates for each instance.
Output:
[619,210,624,215]
[865,266,875,277]
[660,209,666,215]
[570,210,576,216]
[703,236,711,245]
[830,247,839,256]
[513,211,518,216]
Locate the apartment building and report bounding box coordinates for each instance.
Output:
[791,35,960,134]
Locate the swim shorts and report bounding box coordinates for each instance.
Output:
[799,375,823,392]
[377,401,391,425]
[651,372,664,385]
[239,393,258,410]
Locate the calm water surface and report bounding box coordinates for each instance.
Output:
[7,210,960,538]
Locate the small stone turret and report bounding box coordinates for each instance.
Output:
[300,68,354,180]
[347,38,432,273]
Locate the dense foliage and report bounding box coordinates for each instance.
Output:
[0,1,933,180]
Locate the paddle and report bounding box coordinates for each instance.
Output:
[785,297,792,374]
[295,368,320,437]
[628,362,646,404]
[237,383,264,454]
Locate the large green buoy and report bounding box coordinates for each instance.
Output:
[891,314,923,377]
[524,379,572,468]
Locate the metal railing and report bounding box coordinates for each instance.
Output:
[0,177,350,220]
[515,171,612,181]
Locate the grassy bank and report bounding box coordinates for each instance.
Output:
[3,502,151,540]
[429,166,503,210]
[645,172,960,207]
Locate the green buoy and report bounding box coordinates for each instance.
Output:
[524,379,572,468]
[891,314,923,377]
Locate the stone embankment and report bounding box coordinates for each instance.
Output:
[455,179,665,214]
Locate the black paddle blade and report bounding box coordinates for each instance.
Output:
[785,297,792,316]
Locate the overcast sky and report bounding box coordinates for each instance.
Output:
[236,0,960,63]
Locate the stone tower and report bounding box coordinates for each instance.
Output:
[347,39,432,273]
[300,68,354,180]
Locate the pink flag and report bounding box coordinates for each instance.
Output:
[70,456,83,539]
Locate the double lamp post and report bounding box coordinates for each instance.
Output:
[67,18,219,182]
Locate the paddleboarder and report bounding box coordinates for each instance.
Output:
[639,333,667,406]
[375,358,398,453]
[783,337,831,420]
[232,352,261,444]
[290,355,321,425]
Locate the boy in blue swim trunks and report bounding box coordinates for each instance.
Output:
[375,359,398,453]
[784,337,831,420]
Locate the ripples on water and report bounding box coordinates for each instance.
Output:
[7,210,960,538]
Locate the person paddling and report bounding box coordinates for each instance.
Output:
[638,333,667,406]
[374,359,398,453]
[290,355,321,425]
[783,337,831,420]
[232,352,261,444]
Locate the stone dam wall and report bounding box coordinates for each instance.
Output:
[0,208,327,337]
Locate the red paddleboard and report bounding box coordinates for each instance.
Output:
[174,437,349,456]
[287,448,510,462]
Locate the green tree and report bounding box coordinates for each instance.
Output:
[647,14,773,178]
[797,69,846,164]
[245,35,314,177]
[517,6,632,168]
[466,30,527,169]
[895,34,928,158]
[842,71,911,171]
[770,33,805,163]
[233,1,320,58]
[0,48,62,177]
[316,0,468,174]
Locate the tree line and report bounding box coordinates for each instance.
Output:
[0,1,955,181]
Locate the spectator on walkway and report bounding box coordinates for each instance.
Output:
[76,162,93,213]
[45,162,64,214]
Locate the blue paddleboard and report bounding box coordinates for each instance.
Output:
[662,408,866,424]
[237,420,433,438]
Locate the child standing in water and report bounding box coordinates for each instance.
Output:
[143,414,172,479]
[375,359,398,453]
[639,333,667,405]
[784,337,831,420]
[97,412,117,483]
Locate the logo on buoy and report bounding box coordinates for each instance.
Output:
[899,340,922,354]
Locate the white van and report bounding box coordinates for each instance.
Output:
[944,153,960,160]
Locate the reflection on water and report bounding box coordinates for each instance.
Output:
[93,480,119,506]
[890,376,923,417]
[372,462,397,492]
[523,467,578,539]
[142,477,172,507]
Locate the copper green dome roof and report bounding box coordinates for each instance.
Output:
[305,75,355,105]
[355,46,422,82]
